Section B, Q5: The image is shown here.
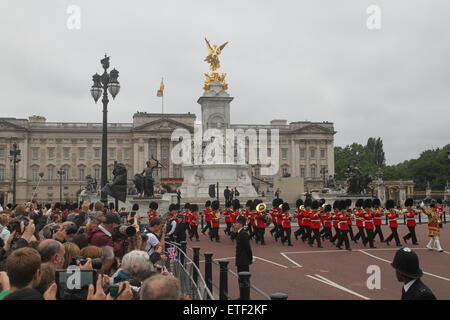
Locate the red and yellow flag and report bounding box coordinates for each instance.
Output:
[157,78,164,97]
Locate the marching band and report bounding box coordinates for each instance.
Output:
[155,197,444,252]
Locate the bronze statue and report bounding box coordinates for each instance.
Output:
[135,157,165,197]
[345,161,372,194]
[101,162,127,202]
[85,174,97,193]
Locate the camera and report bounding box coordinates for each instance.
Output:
[71,256,87,266]
[7,215,30,233]
[63,223,78,235]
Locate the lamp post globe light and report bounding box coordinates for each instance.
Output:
[8,143,21,206]
[90,55,120,204]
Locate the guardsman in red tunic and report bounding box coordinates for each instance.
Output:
[372,198,385,242]
[336,200,351,250]
[189,204,200,241]
[352,199,367,244]
[436,199,444,223]
[244,200,253,238]
[403,198,418,245]
[280,202,293,246]
[309,200,323,248]
[211,200,221,243]
[329,201,340,243]
[294,199,305,241]
[301,199,312,243]
[254,200,267,245]
[201,200,212,237]
[362,199,376,248]
[147,202,159,224]
[269,199,280,236]
[344,199,354,241]
[321,205,333,241]
[385,200,402,246]
[224,201,233,236]
[274,200,284,242]
[183,203,192,237]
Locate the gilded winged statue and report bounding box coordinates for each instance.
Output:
[203,38,229,91]
[204,38,228,71]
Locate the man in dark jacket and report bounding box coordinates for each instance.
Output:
[86,213,124,258]
[172,214,188,244]
[230,215,253,273]
[391,247,437,300]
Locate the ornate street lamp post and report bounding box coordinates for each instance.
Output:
[90,55,120,204]
[57,168,64,203]
[8,143,21,206]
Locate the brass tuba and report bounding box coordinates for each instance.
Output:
[256,203,267,215]
[299,205,305,211]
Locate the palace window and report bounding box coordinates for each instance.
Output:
[32,148,39,160]
[47,167,54,181]
[300,148,305,159]
[281,148,287,160]
[311,167,316,178]
[310,148,315,159]
[320,149,326,159]
[79,148,86,159]
[0,167,4,181]
[79,167,85,181]
[94,167,100,180]
[48,148,55,159]
[300,167,305,178]
[94,148,100,159]
[124,148,130,160]
[109,148,116,160]
[63,148,70,159]
[32,168,39,181]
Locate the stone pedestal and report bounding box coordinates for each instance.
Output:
[376,182,386,205]
[180,164,257,201]
[399,181,406,206]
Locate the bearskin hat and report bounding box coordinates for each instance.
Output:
[333,200,339,210]
[363,199,372,209]
[211,200,220,211]
[175,203,180,211]
[373,199,381,207]
[385,200,395,210]
[184,203,191,210]
[190,204,199,212]
[404,198,414,207]
[296,199,304,208]
[205,200,211,207]
[304,198,312,208]
[355,199,364,207]
[437,198,442,204]
[109,202,115,210]
[324,204,332,213]
[149,202,158,210]
[319,198,326,206]
[232,199,241,210]
[225,201,232,208]
[169,203,176,211]
[338,200,347,211]
[273,198,279,207]
[281,202,290,213]
[132,204,139,211]
[246,200,253,208]
[311,200,319,210]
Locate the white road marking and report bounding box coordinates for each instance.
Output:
[306,274,370,300]
[359,250,450,282]
[254,256,288,269]
[280,252,302,268]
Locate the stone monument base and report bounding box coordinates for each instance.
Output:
[180,164,258,201]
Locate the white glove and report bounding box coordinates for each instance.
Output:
[252,256,255,263]
[420,201,425,208]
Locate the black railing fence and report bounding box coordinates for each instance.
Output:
[164,239,288,300]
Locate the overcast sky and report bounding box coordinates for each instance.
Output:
[0,0,449,165]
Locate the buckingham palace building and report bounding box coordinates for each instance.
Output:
[0,113,335,204]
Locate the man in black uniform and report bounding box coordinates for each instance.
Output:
[230,215,254,273]
[172,214,188,244]
[391,247,437,300]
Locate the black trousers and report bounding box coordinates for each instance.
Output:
[373,225,384,242]
[348,225,354,240]
[321,227,332,240]
[225,222,232,235]
[354,226,367,242]
[211,227,220,241]
[282,227,292,245]
[386,227,401,245]
[295,225,305,238]
[274,225,283,239]
[330,227,340,243]
[404,226,418,244]
[256,227,266,244]
[202,221,212,235]
[270,223,277,234]
[363,229,376,248]
[336,229,350,249]
[302,226,311,242]
[190,225,199,240]
[309,228,322,247]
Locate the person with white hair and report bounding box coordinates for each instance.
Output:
[111,250,153,284]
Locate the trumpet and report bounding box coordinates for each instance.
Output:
[299,205,305,211]
[321,203,327,209]
[214,211,221,220]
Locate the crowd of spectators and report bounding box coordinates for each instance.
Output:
[0,200,186,300]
